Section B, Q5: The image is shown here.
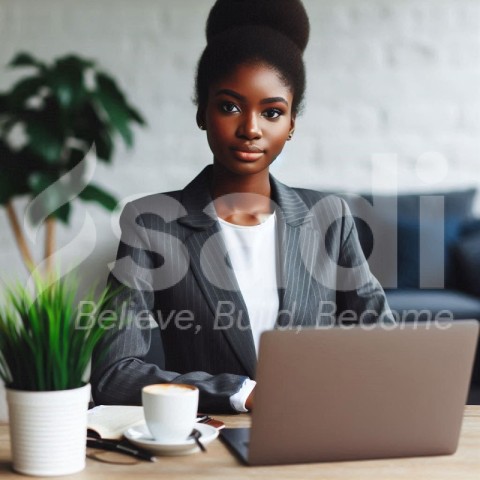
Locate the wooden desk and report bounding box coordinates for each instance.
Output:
[1,406,479,479]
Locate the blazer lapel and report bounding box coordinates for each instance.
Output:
[271,176,321,329]
[178,167,257,378]
[175,166,321,375]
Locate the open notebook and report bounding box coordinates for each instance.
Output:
[87,405,225,440]
[87,406,145,440]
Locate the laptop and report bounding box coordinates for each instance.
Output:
[220,320,479,466]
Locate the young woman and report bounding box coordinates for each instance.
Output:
[92,0,393,413]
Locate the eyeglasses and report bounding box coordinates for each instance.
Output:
[87,425,208,465]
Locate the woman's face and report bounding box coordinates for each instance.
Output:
[202,62,295,178]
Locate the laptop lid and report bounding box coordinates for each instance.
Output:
[246,320,479,466]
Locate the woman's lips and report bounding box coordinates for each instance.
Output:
[230,146,264,162]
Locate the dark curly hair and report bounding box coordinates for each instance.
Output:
[194,0,310,116]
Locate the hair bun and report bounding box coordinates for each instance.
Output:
[206,0,310,53]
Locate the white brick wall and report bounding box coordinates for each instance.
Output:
[0,0,479,419]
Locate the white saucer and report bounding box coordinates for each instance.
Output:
[124,422,219,456]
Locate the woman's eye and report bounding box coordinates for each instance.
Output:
[263,108,283,119]
[221,102,240,113]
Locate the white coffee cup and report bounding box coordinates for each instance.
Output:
[142,384,199,443]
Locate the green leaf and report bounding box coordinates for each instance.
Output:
[79,183,117,211]
[8,52,46,70]
[27,171,70,225]
[27,170,55,191]
[26,118,63,163]
[0,93,8,114]
[58,54,95,70]
[52,201,71,224]
[65,145,89,169]
[0,169,27,204]
[94,72,133,147]
[8,76,44,109]
[69,103,114,162]
[68,102,103,141]
[128,105,146,126]
[0,142,30,204]
[93,127,114,162]
[48,57,86,110]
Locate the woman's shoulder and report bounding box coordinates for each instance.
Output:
[120,189,187,228]
[287,185,351,215]
[126,189,183,209]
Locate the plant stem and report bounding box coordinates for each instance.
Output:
[45,216,56,276]
[5,201,35,273]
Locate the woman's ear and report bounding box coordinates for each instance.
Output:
[287,114,296,140]
[289,114,296,133]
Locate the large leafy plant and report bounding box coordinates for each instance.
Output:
[0,276,118,391]
[0,52,145,274]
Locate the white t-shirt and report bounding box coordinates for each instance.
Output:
[218,213,279,412]
[218,212,279,352]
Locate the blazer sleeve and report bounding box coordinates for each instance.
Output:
[90,202,248,413]
[333,199,395,325]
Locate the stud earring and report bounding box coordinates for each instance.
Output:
[287,130,294,140]
[198,124,206,131]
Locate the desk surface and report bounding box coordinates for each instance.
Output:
[1,406,479,479]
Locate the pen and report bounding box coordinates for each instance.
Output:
[87,438,157,462]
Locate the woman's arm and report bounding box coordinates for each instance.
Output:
[90,201,250,413]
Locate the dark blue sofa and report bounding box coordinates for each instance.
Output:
[340,189,480,392]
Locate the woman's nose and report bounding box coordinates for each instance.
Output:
[237,112,262,139]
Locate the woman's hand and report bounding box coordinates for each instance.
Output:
[245,387,255,411]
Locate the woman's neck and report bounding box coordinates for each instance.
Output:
[210,164,273,225]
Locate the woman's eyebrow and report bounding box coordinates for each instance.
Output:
[260,96,288,106]
[215,89,244,101]
[215,89,289,106]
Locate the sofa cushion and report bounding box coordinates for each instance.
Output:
[460,218,480,236]
[385,289,480,321]
[341,189,477,289]
[397,216,467,290]
[453,224,480,298]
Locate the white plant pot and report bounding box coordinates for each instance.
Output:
[6,383,91,476]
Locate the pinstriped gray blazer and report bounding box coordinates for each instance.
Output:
[91,166,392,412]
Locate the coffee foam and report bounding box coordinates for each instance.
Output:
[143,384,196,395]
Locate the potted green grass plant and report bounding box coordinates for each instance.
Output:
[0,275,118,476]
